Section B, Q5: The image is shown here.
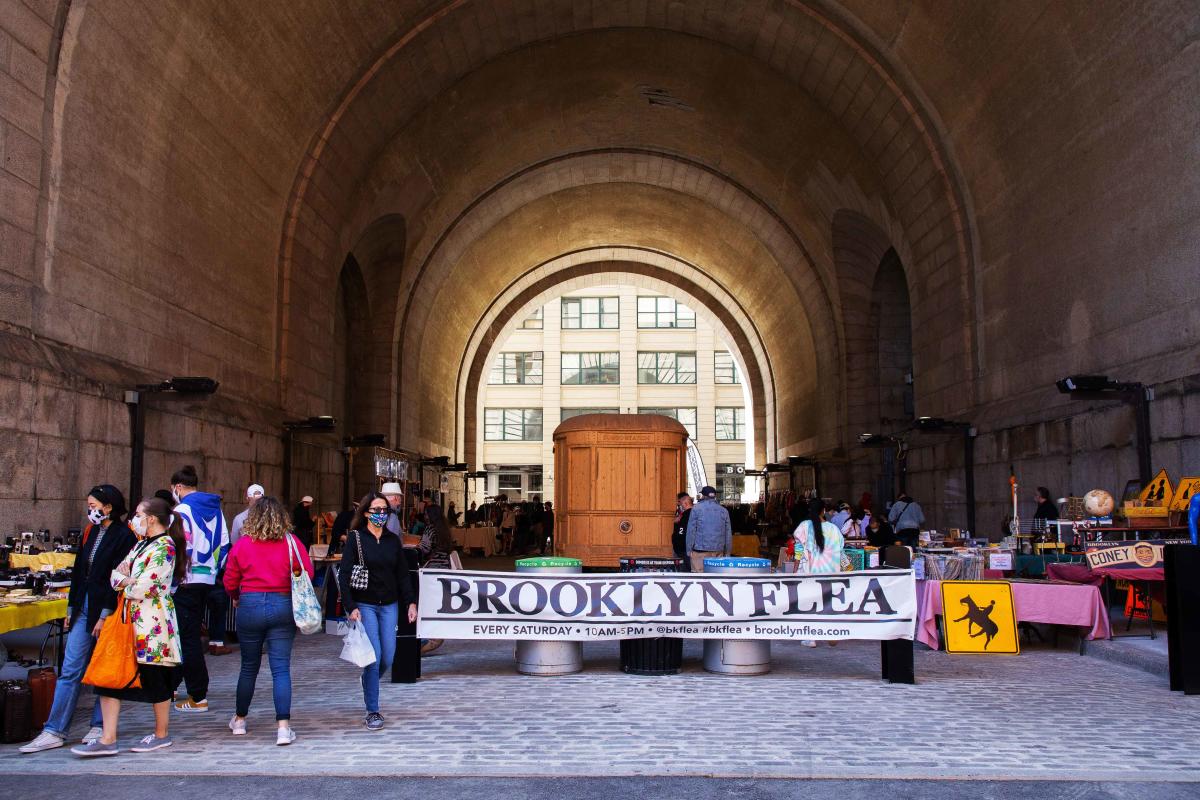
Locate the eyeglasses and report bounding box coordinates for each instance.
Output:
[367,506,388,513]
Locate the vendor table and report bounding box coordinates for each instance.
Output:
[1046,561,1165,639]
[458,526,499,556]
[1013,552,1084,578]
[0,598,68,635]
[731,535,760,558]
[916,579,1110,652]
[9,552,76,571]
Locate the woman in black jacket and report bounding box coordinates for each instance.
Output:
[20,484,137,753]
[338,492,418,731]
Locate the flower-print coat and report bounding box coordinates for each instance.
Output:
[109,533,182,665]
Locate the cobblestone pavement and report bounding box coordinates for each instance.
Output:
[4,633,1198,780]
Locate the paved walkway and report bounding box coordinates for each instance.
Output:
[4,628,1199,781]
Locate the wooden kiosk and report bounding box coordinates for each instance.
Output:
[553,414,688,567]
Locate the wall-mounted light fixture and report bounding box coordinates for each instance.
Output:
[125,376,220,502]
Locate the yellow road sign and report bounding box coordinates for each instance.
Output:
[940,581,1019,655]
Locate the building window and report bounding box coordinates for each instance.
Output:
[638,407,698,439]
[637,296,695,328]
[715,351,741,385]
[561,407,620,421]
[716,463,745,502]
[561,352,620,385]
[484,408,543,441]
[715,407,746,440]
[561,297,618,329]
[637,352,697,384]
[488,352,543,385]
[497,473,523,493]
[521,308,544,329]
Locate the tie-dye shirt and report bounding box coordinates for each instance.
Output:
[793,520,845,575]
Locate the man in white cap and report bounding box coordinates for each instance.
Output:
[292,494,316,549]
[380,482,405,536]
[230,484,265,545]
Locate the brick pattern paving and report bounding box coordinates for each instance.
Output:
[4,634,1199,780]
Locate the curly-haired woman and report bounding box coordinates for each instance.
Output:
[221,496,313,745]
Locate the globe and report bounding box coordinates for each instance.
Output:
[1084,489,1115,517]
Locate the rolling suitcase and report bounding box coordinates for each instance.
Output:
[27,667,56,729]
[1,681,33,743]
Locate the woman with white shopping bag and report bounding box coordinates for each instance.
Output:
[338,492,418,731]
[222,497,315,745]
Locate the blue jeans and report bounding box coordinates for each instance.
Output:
[234,592,296,720]
[356,602,397,713]
[44,601,103,737]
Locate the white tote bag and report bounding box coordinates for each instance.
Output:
[286,534,323,635]
[338,620,377,668]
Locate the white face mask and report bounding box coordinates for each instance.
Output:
[130,514,148,537]
[87,507,108,525]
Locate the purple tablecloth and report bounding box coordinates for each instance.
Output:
[916,579,1111,650]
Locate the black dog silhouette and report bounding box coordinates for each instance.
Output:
[953,595,999,649]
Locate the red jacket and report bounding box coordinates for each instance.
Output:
[223,534,314,598]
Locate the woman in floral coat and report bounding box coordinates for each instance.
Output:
[73,497,186,757]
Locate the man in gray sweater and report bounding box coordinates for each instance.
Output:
[685,486,732,572]
[887,493,925,549]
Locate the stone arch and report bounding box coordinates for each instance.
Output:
[391,153,833,457]
[276,0,978,428]
[457,253,776,472]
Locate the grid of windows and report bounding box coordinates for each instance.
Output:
[561,352,620,385]
[715,463,745,502]
[561,297,619,329]
[638,407,698,439]
[488,352,543,385]
[637,351,697,384]
[484,408,543,441]
[637,296,696,329]
[715,351,741,385]
[561,407,620,421]
[715,407,746,440]
[521,308,544,329]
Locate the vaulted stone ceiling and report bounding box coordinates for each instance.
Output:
[5,0,1196,530]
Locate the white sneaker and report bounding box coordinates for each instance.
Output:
[276,726,296,746]
[81,726,104,744]
[19,730,65,753]
[228,716,247,736]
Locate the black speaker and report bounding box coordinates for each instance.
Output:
[1165,544,1200,694]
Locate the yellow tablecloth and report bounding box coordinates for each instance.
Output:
[9,552,76,570]
[0,598,68,635]
[732,535,761,557]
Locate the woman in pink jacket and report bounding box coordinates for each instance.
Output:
[222,497,313,745]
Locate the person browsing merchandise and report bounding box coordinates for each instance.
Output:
[685,486,732,572]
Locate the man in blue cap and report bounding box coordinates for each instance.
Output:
[685,486,732,573]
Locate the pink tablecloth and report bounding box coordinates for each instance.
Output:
[916,579,1111,650]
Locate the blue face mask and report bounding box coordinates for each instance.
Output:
[367,511,389,527]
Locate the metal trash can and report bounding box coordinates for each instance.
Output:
[703,557,772,675]
[515,557,583,676]
[619,557,685,675]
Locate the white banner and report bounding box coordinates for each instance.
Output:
[417,569,916,642]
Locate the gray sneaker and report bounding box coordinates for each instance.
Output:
[71,739,119,757]
[20,730,65,753]
[130,734,173,752]
[364,712,384,731]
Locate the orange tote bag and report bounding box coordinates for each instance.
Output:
[82,597,141,690]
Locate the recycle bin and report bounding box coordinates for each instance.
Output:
[702,557,772,675]
[619,557,685,675]
[515,557,583,676]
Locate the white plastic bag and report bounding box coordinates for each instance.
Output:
[337,620,376,668]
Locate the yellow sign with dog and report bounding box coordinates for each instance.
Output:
[940,581,1019,654]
